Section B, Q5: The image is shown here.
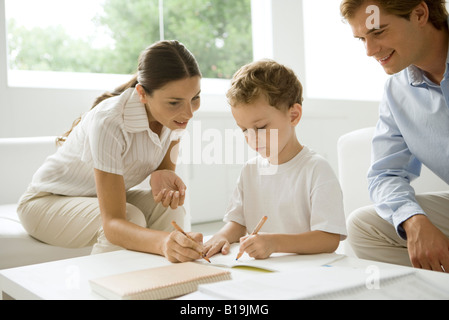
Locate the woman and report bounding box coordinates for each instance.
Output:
[17,40,204,263]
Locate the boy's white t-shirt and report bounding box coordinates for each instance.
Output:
[224,146,347,239]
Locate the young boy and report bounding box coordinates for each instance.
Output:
[204,60,347,259]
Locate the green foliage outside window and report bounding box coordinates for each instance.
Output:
[7,0,253,79]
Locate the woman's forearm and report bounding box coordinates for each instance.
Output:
[103,217,169,255]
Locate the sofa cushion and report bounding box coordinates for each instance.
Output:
[0,204,92,269]
[337,127,374,218]
[337,127,448,218]
[0,137,94,270]
[0,136,59,205]
[0,204,27,236]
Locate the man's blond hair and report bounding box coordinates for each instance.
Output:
[340,0,448,30]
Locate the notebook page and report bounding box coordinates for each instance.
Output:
[198,266,414,300]
[198,243,344,272]
[314,273,449,300]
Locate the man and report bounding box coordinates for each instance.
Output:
[340,0,449,272]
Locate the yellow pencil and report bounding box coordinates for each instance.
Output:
[171,221,211,263]
[236,216,268,261]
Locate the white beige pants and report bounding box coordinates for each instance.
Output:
[347,192,449,267]
[17,188,186,255]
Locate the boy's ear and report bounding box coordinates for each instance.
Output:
[289,103,302,126]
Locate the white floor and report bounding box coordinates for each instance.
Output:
[191,220,225,236]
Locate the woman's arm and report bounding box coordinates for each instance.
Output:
[158,140,179,171]
[94,168,203,262]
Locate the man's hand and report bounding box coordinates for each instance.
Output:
[403,215,449,272]
[150,170,186,209]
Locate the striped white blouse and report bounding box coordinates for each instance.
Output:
[30,88,179,197]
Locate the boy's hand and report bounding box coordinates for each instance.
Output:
[238,233,275,260]
[204,236,232,258]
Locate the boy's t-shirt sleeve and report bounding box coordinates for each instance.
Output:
[309,159,347,239]
[223,172,246,227]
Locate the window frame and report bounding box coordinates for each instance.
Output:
[4,0,381,139]
[3,0,262,96]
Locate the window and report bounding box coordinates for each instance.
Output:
[303,0,389,101]
[5,0,253,89]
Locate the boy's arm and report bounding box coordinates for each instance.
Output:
[204,221,247,257]
[239,231,341,259]
[272,231,340,254]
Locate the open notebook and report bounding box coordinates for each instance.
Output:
[197,243,345,272]
[198,266,449,300]
[89,262,231,300]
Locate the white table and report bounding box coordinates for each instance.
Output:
[0,250,172,300]
[1,249,448,300]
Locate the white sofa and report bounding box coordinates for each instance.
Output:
[337,127,448,255]
[0,137,91,270]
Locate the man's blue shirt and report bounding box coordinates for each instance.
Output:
[368,40,449,239]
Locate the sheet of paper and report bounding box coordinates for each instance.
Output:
[198,266,416,300]
[197,243,345,272]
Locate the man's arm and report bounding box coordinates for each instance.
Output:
[368,95,423,239]
[369,94,449,272]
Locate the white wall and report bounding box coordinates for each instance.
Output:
[0,0,379,223]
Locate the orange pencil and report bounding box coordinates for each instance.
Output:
[236,216,268,261]
[171,221,211,263]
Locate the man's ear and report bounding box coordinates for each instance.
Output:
[412,1,430,27]
[289,103,302,126]
[136,84,148,104]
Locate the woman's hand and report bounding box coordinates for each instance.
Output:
[150,170,186,209]
[162,231,205,263]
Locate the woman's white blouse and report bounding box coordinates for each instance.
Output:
[30,88,179,196]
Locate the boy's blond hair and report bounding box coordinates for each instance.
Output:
[226,60,304,111]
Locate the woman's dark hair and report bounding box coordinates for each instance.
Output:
[57,40,201,144]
